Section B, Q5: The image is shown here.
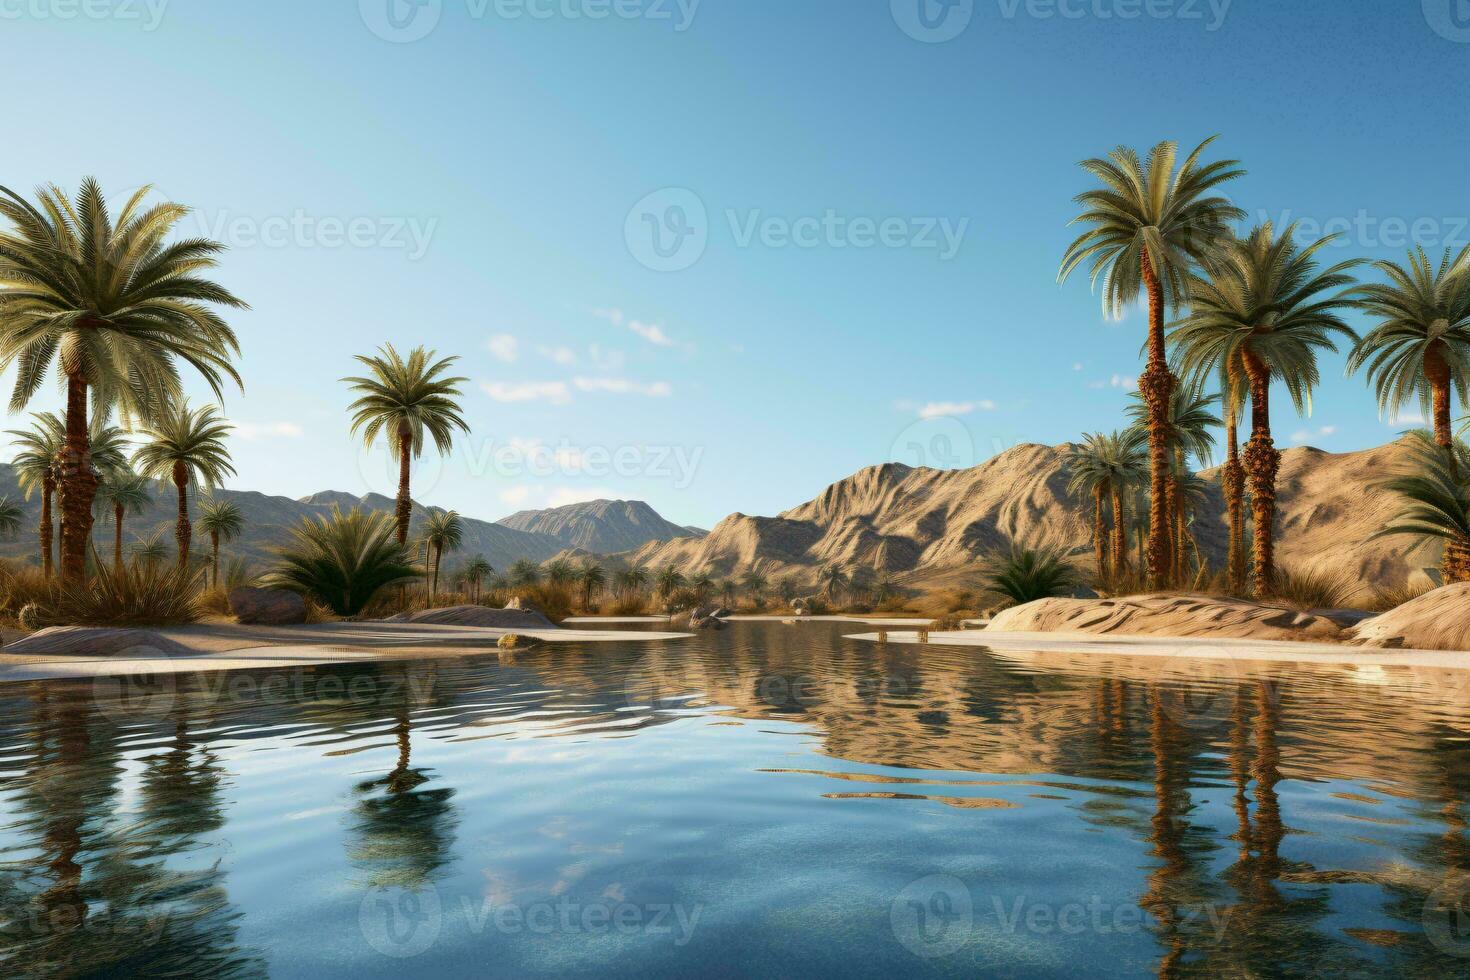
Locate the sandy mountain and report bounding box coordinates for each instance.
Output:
[626,439,1431,594]
[497,499,702,554]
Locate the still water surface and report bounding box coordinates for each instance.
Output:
[1,622,1469,977]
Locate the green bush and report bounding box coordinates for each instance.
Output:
[262,507,420,617]
[982,545,1079,608]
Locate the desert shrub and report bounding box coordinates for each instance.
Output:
[30,561,205,628]
[1270,566,1357,611]
[1365,580,1436,612]
[0,564,53,625]
[610,592,648,616]
[982,545,1079,609]
[520,584,574,623]
[666,587,701,612]
[262,507,420,617]
[799,595,830,615]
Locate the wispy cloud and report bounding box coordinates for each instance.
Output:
[230,421,304,441]
[482,381,572,404]
[917,400,994,419]
[1388,411,1426,426]
[1089,374,1138,391]
[1290,425,1337,444]
[592,307,679,348]
[573,377,672,397]
[538,345,577,366]
[486,334,519,363]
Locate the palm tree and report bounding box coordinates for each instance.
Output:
[1125,389,1220,584]
[1349,246,1470,447]
[777,576,799,608]
[1066,433,1120,580]
[97,473,152,569]
[616,567,648,601]
[131,401,236,568]
[263,507,419,616]
[654,566,685,603]
[1060,137,1245,587]
[131,530,169,569]
[344,344,469,546]
[197,497,245,589]
[577,561,605,611]
[1171,223,1359,595]
[0,180,246,581]
[742,570,768,606]
[690,570,713,602]
[0,496,22,540]
[420,510,463,600]
[9,412,128,576]
[462,555,493,603]
[508,558,541,589]
[821,564,848,605]
[545,558,577,598]
[1371,431,1470,584]
[1066,430,1146,581]
[717,578,738,608]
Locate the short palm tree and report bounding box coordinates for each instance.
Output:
[197,497,245,589]
[577,561,605,611]
[1170,223,1359,595]
[982,544,1078,608]
[1066,430,1146,581]
[263,507,419,616]
[0,179,245,581]
[344,344,469,546]
[462,555,493,603]
[545,559,577,597]
[131,530,169,569]
[689,570,713,602]
[777,576,800,607]
[1349,246,1470,447]
[508,558,541,588]
[717,578,738,608]
[1066,433,1120,580]
[1060,136,1244,587]
[0,496,22,540]
[820,564,848,605]
[616,566,649,602]
[655,566,685,602]
[132,401,236,568]
[1371,431,1470,584]
[420,509,463,600]
[742,570,768,606]
[97,472,153,569]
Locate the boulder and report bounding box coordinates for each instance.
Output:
[986,593,1345,643]
[1350,584,1470,650]
[385,605,558,630]
[687,605,728,630]
[229,587,308,626]
[7,627,193,658]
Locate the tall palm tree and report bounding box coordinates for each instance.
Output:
[545,558,576,598]
[617,566,649,602]
[1126,389,1220,584]
[0,180,245,581]
[420,510,463,600]
[577,561,605,611]
[821,564,848,605]
[344,344,469,546]
[689,570,713,603]
[654,566,685,604]
[1170,223,1359,595]
[0,496,22,540]
[1349,246,1470,447]
[462,555,493,603]
[9,412,128,576]
[1066,433,1119,580]
[197,497,245,589]
[132,401,236,568]
[1067,430,1147,581]
[97,472,152,569]
[1060,137,1245,587]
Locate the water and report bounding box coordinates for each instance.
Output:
[1,621,1469,978]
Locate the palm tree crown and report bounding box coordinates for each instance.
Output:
[198,496,245,588]
[132,400,235,565]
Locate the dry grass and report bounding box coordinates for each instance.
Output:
[1269,566,1358,612]
[1365,580,1436,613]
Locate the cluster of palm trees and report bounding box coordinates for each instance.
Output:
[1062,137,1470,596]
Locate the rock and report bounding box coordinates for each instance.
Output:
[505,596,539,612]
[1350,584,1470,650]
[986,593,1345,643]
[229,587,308,626]
[385,605,558,630]
[687,604,728,630]
[6,627,193,658]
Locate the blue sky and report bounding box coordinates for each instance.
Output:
[3,0,1468,527]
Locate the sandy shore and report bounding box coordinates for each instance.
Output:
[0,621,692,684]
[846,628,1470,670]
[728,615,937,626]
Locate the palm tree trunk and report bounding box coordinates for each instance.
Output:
[430,544,440,600]
[1092,484,1109,581]
[113,503,125,569]
[211,531,221,589]
[1139,251,1177,591]
[1223,369,1247,594]
[1172,448,1189,583]
[57,372,98,582]
[395,424,413,547]
[173,462,192,569]
[1111,485,1129,577]
[1426,344,1470,583]
[1241,348,1278,597]
[40,476,55,578]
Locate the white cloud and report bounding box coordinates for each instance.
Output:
[588,344,625,372]
[481,381,571,404]
[486,334,519,363]
[499,486,531,506]
[1389,411,1426,426]
[917,400,995,419]
[1110,374,1138,391]
[1072,362,1084,372]
[592,307,678,348]
[1290,425,1337,444]
[573,377,672,397]
[538,345,577,366]
[230,420,304,441]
